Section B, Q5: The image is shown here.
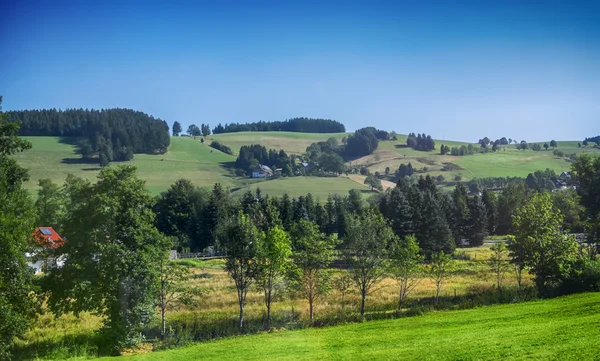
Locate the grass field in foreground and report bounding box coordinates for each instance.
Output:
[109,292,600,361]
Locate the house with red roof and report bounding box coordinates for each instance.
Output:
[28,227,65,274]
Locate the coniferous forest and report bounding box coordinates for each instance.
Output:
[212,117,345,134]
[7,109,170,165]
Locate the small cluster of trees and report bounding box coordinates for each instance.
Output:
[209,140,233,155]
[344,127,382,157]
[184,123,211,137]
[235,144,293,176]
[212,117,346,134]
[304,137,346,174]
[396,163,415,178]
[8,108,171,166]
[582,136,598,147]
[406,133,435,151]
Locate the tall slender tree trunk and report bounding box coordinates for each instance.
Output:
[360,287,366,316]
[161,304,166,340]
[266,277,272,330]
[238,292,245,330]
[397,284,403,313]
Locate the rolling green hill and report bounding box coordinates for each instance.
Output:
[12,133,599,197]
[105,292,600,360]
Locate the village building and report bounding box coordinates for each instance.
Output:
[251,164,274,178]
[27,227,65,274]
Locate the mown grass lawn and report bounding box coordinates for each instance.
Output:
[108,292,600,361]
[231,176,376,199]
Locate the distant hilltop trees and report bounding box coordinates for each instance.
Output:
[7,108,170,165]
[212,117,346,134]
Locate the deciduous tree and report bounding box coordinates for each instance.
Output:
[389,235,423,312]
[290,219,337,320]
[343,210,395,316]
[217,212,263,330]
[255,225,292,329]
[429,251,454,308]
[46,166,170,352]
[0,97,39,358]
[509,192,578,295]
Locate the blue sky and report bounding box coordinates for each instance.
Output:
[1,0,598,142]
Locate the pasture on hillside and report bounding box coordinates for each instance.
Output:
[232,176,375,199]
[209,131,348,155]
[12,133,599,197]
[106,292,600,360]
[12,136,237,195]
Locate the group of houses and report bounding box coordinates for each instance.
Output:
[251,162,309,178]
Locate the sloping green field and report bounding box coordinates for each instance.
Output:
[12,136,237,195]
[12,133,599,196]
[232,176,375,199]
[209,131,347,155]
[107,292,600,361]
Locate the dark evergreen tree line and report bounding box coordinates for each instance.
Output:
[213,117,345,134]
[406,133,435,151]
[7,108,170,164]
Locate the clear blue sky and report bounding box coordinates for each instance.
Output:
[1,0,598,142]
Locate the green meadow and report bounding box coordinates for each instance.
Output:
[12,133,599,197]
[105,292,600,361]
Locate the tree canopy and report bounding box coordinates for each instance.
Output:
[7,108,170,164]
[213,117,345,134]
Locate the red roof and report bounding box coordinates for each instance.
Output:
[32,227,65,249]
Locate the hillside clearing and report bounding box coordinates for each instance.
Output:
[106,292,600,361]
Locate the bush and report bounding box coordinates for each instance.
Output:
[209,141,233,155]
[559,259,600,295]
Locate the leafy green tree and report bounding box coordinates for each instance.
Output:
[290,219,337,320]
[156,244,195,340]
[333,273,353,311]
[389,235,423,312]
[550,140,558,148]
[571,155,600,259]
[428,251,454,308]
[35,178,65,231]
[489,242,509,291]
[364,174,383,191]
[46,166,169,352]
[172,121,182,136]
[0,97,39,358]
[343,210,395,316]
[187,124,201,136]
[544,143,549,150]
[201,123,211,137]
[255,225,292,329]
[582,140,589,147]
[496,183,529,235]
[154,179,209,251]
[217,212,263,330]
[509,192,578,295]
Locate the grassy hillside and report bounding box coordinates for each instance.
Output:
[12,136,237,195]
[209,131,347,155]
[106,292,600,360]
[232,176,375,199]
[12,133,598,196]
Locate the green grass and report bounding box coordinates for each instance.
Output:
[105,292,600,360]
[12,136,237,195]
[209,131,347,155]
[231,176,376,199]
[12,134,599,197]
